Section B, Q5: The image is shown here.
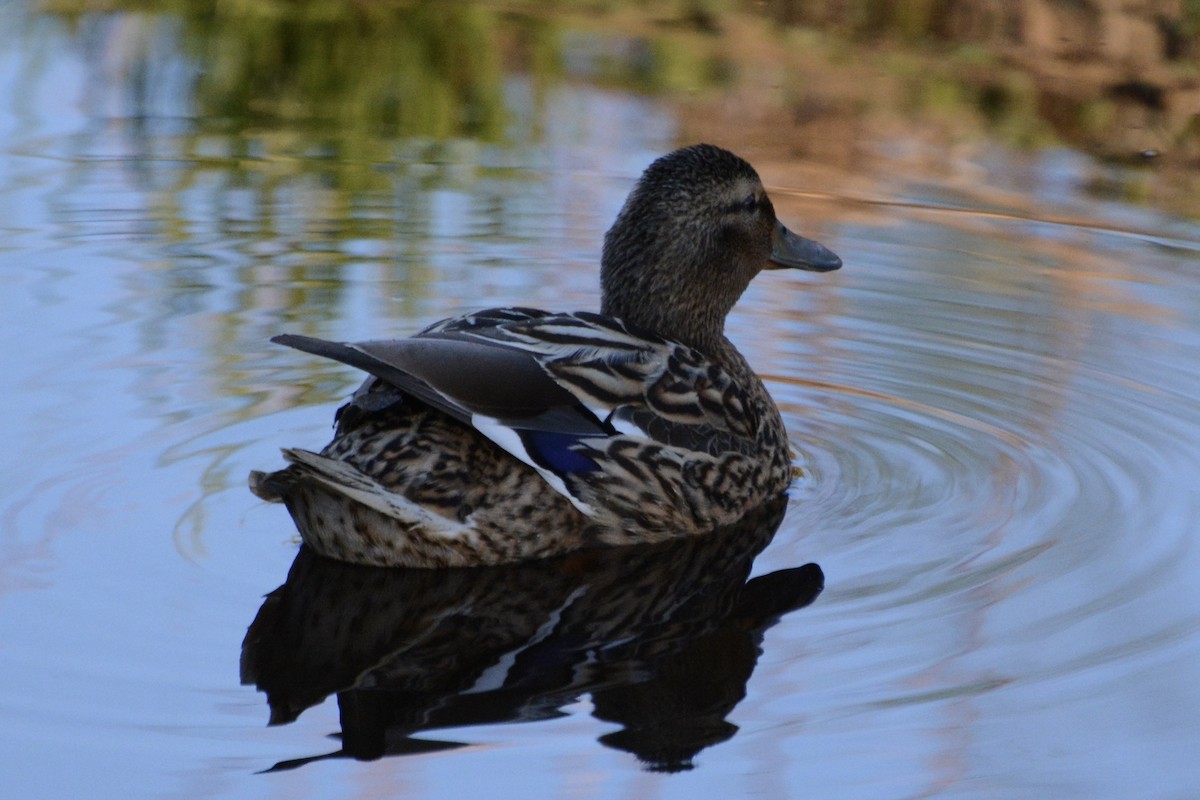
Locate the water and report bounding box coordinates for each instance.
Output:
[2,5,1200,798]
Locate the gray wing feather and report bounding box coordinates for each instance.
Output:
[272,333,606,434]
[274,311,756,461]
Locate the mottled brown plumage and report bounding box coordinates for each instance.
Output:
[250,144,841,567]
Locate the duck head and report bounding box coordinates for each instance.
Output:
[601,144,840,353]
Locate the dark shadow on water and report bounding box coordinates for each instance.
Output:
[241,495,823,773]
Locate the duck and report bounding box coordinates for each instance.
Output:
[250,143,841,568]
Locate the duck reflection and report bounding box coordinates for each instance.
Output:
[241,496,822,773]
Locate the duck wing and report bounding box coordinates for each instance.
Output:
[272,332,587,429]
[453,311,761,452]
[273,308,760,511]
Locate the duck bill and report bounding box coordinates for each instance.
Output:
[768,220,842,271]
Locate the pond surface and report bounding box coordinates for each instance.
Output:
[2,5,1200,798]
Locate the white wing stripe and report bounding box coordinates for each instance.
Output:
[471,415,596,516]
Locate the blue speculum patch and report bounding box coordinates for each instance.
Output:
[521,430,601,473]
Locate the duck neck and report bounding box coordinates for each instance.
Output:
[601,291,726,356]
[600,236,746,357]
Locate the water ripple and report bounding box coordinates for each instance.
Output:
[762,198,1200,728]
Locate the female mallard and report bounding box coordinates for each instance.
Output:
[251,144,841,568]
